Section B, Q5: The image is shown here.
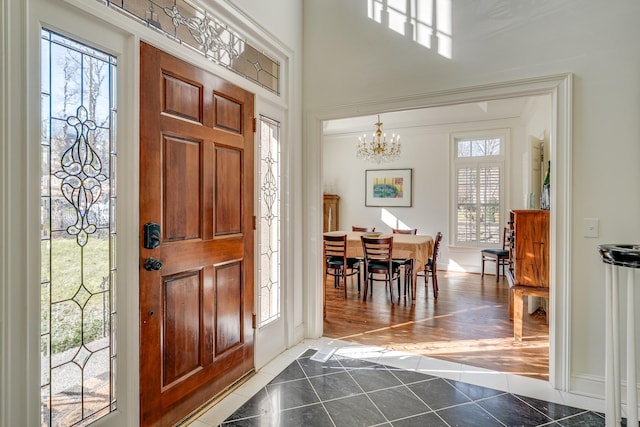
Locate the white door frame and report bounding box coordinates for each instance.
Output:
[1,0,294,425]
[303,73,573,392]
[1,1,139,425]
[254,99,292,370]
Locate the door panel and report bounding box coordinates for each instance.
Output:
[216,147,243,234]
[163,271,202,387]
[162,73,203,122]
[214,94,243,132]
[140,42,254,426]
[215,262,243,354]
[163,135,202,241]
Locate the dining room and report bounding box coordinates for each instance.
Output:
[321,94,552,381]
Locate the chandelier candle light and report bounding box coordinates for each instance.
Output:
[356,114,401,163]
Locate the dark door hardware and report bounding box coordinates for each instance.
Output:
[143,222,161,249]
[144,257,163,271]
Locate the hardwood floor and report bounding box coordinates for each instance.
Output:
[323,270,549,381]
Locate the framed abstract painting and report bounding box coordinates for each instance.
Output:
[365,168,412,207]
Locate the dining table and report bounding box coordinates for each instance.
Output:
[324,231,434,304]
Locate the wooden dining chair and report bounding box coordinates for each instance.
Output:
[391,228,417,298]
[481,227,510,282]
[417,231,442,299]
[360,235,402,304]
[392,228,417,235]
[323,233,361,298]
[352,226,375,232]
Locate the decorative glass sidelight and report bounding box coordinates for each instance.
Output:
[258,116,281,327]
[40,29,117,426]
[98,0,280,94]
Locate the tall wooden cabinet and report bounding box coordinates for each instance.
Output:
[507,210,550,287]
[507,209,550,341]
[323,194,340,232]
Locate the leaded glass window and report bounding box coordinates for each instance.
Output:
[258,116,280,327]
[99,0,280,94]
[40,29,117,426]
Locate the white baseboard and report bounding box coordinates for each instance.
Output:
[294,322,307,342]
[571,372,640,418]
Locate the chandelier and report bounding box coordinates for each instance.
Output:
[356,114,401,163]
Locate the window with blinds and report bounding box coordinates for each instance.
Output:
[453,135,505,247]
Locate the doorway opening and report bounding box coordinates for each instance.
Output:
[321,96,551,380]
[310,74,572,390]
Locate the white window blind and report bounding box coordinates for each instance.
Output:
[453,135,504,247]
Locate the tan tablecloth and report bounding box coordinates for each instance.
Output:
[324,231,434,302]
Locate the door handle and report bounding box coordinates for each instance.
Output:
[144,257,163,271]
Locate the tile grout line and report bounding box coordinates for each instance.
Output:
[335,355,396,426]
[440,377,508,427]
[294,356,339,427]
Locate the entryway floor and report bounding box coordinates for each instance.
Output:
[188,338,607,426]
[185,272,633,426]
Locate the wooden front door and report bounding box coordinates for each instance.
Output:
[139,42,255,426]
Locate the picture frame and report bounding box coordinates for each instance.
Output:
[365,168,412,207]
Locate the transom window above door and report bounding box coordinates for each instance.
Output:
[97,0,280,94]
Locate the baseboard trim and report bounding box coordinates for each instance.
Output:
[570,372,640,417]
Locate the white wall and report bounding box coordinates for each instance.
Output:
[305,0,640,402]
[229,0,307,345]
[323,116,531,273]
[229,0,302,51]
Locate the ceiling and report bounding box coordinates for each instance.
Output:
[322,96,543,135]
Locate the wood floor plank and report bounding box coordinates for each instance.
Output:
[323,270,549,381]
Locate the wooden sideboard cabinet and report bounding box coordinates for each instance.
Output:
[507,209,550,341]
[323,194,340,232]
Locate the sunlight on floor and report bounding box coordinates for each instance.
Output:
[390,335,550,355]
[334,303,505,340]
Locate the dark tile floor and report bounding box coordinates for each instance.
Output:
[221,349,608,427]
